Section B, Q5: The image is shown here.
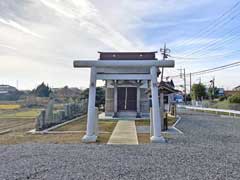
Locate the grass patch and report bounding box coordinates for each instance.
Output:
[0,118,34,131]
[0,132,112,145]
[137,133,150,144]
[137,133,172,144]
[0,110,115,144]
[135,116,176,127]
[0,132,85,145]
[0,104,21,110]
[210,100,230,109]
[135,119,150,126]
[0,109,40,119]
[55,117,87,131]
[53,117,117,143]
[193,109,238,116]
[0,117,113,144]
[55,117,117,133]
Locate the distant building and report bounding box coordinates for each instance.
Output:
[0,85,18,94]
[223,86,240,96]
[233,85,240,91]
[158,81,179,110]
[147,80,179,107]
[0,85,21,101]
[217,88,225,96]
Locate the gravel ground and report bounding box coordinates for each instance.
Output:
[0,111,240,180]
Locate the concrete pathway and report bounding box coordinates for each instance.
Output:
[107,120,138,144]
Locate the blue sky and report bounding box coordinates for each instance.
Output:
[0,0,239,90]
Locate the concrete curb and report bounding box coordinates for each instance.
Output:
[220,115,240,119]
[172,115,181,127]
[170,116,184,134]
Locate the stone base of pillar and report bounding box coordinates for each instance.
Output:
[136,113,141,118]
[82,134,97,143]
[112,112,118,118]
[150,136,166,143]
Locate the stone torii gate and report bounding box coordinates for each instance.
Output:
[74,53,174,143]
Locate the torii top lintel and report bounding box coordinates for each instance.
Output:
[74,51,174,68]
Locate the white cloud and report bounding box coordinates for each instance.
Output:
[0,0,238,90]
[0,43,17,51]
[0,18,43,39]
[39,0,139,51]
[170,38,222,47]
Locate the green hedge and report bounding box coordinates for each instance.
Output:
[228,92,240,103]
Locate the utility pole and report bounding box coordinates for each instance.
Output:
[178,68,187,104]
[183,68,187,103]
[16,80,19,89]
[190,73,192,95]
[160,43,171,82]
[210,77,215,99]
[197,77,202,84]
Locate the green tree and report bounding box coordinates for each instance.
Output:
[228,92,240,103]
[32,82,51,97]
[191,83,206,100]
[80,87,105,108]
[208,87,219,99]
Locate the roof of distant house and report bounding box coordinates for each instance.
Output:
[233,85,240,91]
[0,85,18,94]
[158,81,179,94]
[146,80,179,95]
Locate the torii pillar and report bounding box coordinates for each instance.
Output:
[150,66,165,143]
[82,66,97,142]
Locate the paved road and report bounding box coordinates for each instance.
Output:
[0,111,240,180]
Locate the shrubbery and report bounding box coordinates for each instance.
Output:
[219,96,227,101]
[228,93,240,103]
[191,83,207,100]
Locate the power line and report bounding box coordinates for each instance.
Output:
[171,49,240,60]
[174,1,240,48]
[167,61,240,78]
[174,1,240,58]
[183,11,240,51]
[182,29,240,57]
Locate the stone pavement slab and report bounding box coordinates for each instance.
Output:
[107,120,138,144]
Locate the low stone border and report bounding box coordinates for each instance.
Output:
[30,130,111,135]
[0,129,12,135]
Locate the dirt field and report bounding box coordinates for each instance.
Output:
[0,109,117,144]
